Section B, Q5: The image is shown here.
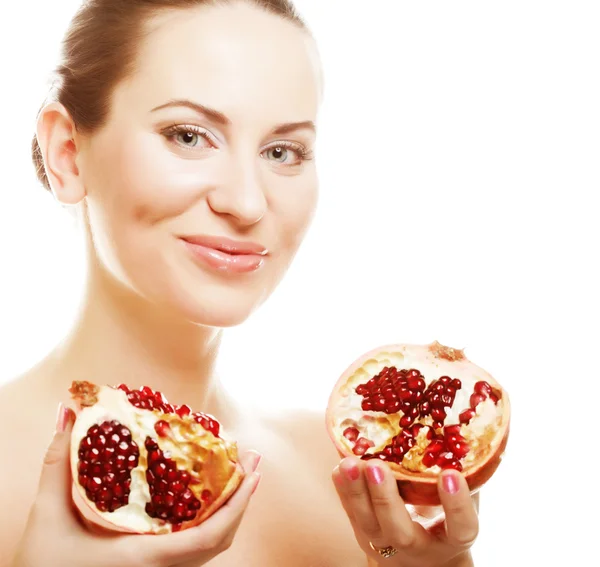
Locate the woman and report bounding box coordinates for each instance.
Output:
[1,1,479,566]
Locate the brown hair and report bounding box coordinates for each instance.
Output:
[31,0,306,191]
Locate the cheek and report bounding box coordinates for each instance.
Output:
[107,136,203,225]
[276,170,319,251]
[86,132,212,236]
[83,133,211,280]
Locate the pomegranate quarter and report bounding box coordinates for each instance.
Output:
[68,381,244,534]
[326,342,510,506]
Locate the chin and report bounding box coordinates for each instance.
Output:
[170,285,267,329]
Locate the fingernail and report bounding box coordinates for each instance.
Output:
[343,464,360,481]
[55,403,69,433]
[366,465,384,485]
[251,452,262,472]
[251,472,261,494]
[442,471,460,495]
[332,466,344,487]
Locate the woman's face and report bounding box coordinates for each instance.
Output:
[78,4,322,327]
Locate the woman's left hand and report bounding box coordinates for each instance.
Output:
[333,457,478,567]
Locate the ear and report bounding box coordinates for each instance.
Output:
[35,102,86,205]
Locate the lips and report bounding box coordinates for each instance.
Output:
[180,235,268,256]
[180,235,268,274]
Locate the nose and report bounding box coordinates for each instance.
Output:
[206,155,268,226]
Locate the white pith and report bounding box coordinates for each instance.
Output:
[331,347,505,474]
[71,387,235,534]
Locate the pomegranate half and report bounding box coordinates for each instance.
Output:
[326,341,510,506]
[68,381,244,534]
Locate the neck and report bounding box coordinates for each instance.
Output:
[47,261,226,417]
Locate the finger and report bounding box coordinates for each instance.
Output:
[335,458,381,540]
[438,470,479,549]
[239,449,262,475]
[364,461,421,548]
[142,470,261,564]
[332,465,354,521]
[36,404,77,515]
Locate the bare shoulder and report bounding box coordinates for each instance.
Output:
[0,370,57,432]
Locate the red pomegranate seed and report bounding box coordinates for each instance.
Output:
[444,425,462,437]
[445,434,461,445]
[422,451,437,467]
[191,412,221,437]
[443,459,463,471]
[459,409,476,424]
[450,440,470,458]
[397,387,410,401]
[154,420,170,438]
[431,407,446,421]
[399,414,414,427]
[435,452,456,467]
[176,405,192,417]
[410,423,424,437]
[77,420,139,513]
[343,427,360,442]
[353,437,374,456]
[489,392,499,404]
[470,393,486,408]
[474,381,492,396]
[141,385,153,397]
[407,376,425,390]
[426,439,445,454]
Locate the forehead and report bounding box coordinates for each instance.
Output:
[113,4,322,126]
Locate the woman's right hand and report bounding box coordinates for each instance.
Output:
[11,405,261,567]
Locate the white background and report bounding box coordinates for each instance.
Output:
[0,0,598,564]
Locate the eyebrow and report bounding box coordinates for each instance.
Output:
[151,99,316,135]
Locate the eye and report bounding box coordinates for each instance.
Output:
[162,125,214,151]
[266,146,289,162]
[176,131,202,147]
[263,142,312,166]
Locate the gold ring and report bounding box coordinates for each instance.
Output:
[369,541,398,559]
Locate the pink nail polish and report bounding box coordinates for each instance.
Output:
[55,403,69,433]
[343,465,360,481]
[366,465,384,485]
[442,471,459,494]
[333,469,344,487]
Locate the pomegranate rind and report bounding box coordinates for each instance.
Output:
[325,342,510,506]
[69,382,245,534]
